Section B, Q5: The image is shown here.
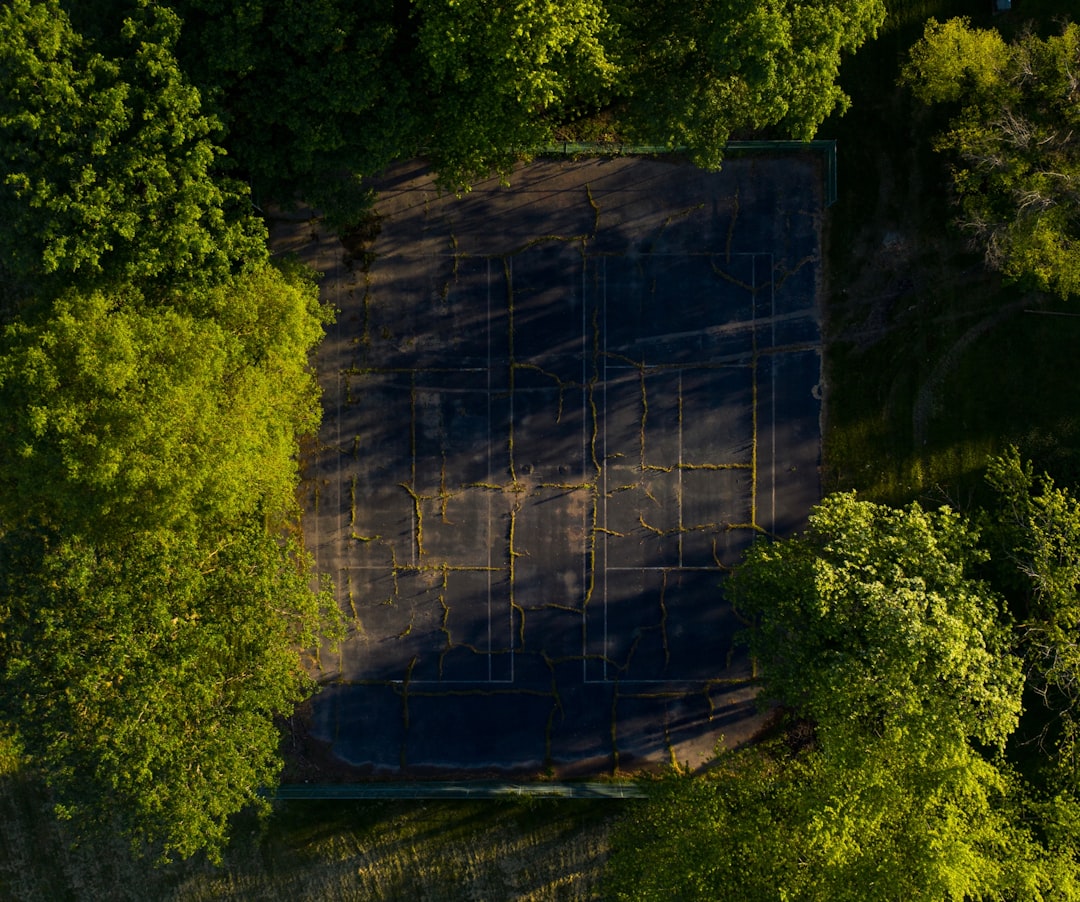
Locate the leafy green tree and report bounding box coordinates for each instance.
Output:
[605,494,1071,900]
[988,449,1080,785]
[165,0,883,199]
[411,0,616,189]
[608,0,886,169]
[0,520,341,863]
[606,738,1072,902]
[0,262,328,536]
[729,492,1023,753]
[0,0,265,297]
[903,18,1080,298]
[0,0,341,868]
[170,0,414,225]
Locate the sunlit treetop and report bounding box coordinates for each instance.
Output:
[0,0,266,298]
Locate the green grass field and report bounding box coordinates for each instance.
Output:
[0,735,616,900]
[4,2,1078,896]
[821,0,1080,508]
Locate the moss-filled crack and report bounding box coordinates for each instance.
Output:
[711,257,754,292]
[647,203,705,254]
[583,486,599,610]
[438,453,452,523]
[642,462,752,473]
[513,361,583,424]
[399,656,417,769]
[595,526,625,538]
[588,306,602,476]
[400,483,425,562]
[508,500,526,649]
[345,569,360,625]
[725,188,740,263]
[772,254,817,293]
[585,183,601,238]
[437,565,452,678]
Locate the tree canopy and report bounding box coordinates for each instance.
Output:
[0,0,336,863]
[0,263,327,537]
[0,521,338,863]
[163,0,883,197]
[606,491,1080,900]
[903,18,1080,299]
[988,449,1080,790]
[606,736,1071,902]
[0,0,265,298]
[608,0,885,170]
[729,492,1022,753]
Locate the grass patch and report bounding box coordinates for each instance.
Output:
[820,0,1078,507]
[0,771,616,901]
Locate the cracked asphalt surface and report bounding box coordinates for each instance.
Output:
[273,154,825,776]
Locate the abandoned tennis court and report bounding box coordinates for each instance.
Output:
[275,149,826,777]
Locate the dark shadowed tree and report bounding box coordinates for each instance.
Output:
[165,0,884,197]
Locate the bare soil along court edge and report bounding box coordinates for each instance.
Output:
[272,153,825,778]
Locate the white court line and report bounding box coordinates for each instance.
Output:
[602,256,609,682]
[507,255,515,685]
[769,254,777,534]
[487,256,494,682]
[581,253,590,685]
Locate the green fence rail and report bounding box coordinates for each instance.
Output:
[267,781,646,800]
[539,139,839,207]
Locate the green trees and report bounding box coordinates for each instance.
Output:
[0,523,337,863]
[607,740,1063,901]
[903,19,1080,298]
[162,0,883,199]
[170,0,413,221]
[606,491,1080,901]
[0,265,327,536]
[0,0,264,297]
[0,0,336,863]
[413,0,615,188]
[988,450,1080,789]
[609,0,886,169]
[730,493,1022,753]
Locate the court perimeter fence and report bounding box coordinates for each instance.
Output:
[277,138,831,803]
[267,782,646,801]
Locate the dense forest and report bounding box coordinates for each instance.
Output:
[4,0,1080,896]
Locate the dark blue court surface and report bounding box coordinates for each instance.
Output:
[278,153,825,776]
